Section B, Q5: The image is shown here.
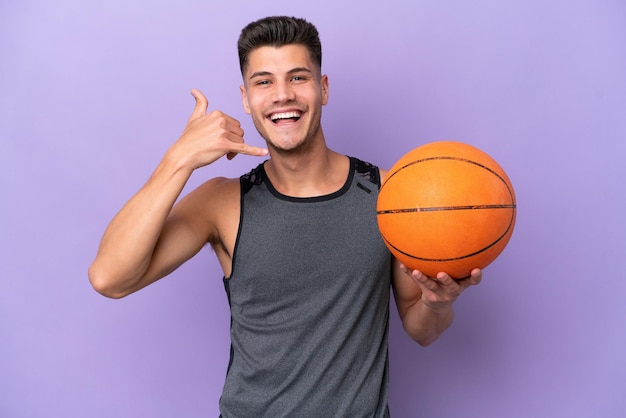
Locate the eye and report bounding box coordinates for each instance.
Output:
[255,79,271,86]
[291,75,308,83]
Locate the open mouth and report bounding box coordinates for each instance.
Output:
[269,111,302,124]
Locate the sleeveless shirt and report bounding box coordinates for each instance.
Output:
[219,157,392,417]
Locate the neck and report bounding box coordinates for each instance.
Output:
[264,145,349,198]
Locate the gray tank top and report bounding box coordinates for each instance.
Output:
[220,157,392,417]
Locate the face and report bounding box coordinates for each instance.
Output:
[240,44,329,154]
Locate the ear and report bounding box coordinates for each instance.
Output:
[321,74,329,106]
[240,84,251,114]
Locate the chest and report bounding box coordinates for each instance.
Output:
[229,183,389,308]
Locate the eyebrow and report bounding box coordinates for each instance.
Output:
[248,67,313,81]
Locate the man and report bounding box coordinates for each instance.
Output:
[89,16,481,417]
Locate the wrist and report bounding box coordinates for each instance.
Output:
[160,144,196,177]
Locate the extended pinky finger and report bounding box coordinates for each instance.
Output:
[235,143,269,157]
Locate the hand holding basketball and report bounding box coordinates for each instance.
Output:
[401,265,482,310]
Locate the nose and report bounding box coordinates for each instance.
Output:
[273,80,296,103]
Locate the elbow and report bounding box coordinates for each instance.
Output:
[403,321,448,347]
[412,334,439,347]
[404,325,435,346]
[88,263,130,299]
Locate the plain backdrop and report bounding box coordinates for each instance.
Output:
[1,0,625,417]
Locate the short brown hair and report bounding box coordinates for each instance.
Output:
[237,16,322,75]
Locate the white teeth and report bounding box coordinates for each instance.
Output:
[270,111,301,121]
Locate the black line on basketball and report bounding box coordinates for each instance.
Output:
[381,205,516,262]
[381,156,516,204]
[377,204,516,215]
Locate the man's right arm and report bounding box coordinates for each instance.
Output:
[88,89,268,298]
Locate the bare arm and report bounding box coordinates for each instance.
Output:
[392,260,482,346]
[88,90,267,298]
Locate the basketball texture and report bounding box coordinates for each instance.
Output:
[377,141,516,279]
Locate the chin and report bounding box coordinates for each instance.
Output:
[268,137,312,155]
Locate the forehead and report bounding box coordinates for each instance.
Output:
[245,44,319,77]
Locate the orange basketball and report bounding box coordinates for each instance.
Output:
[377,141,516,279]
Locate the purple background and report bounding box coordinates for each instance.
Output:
[2,0,625,416]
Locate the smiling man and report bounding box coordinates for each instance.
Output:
[241,44,327,155]
[89,16,481,417]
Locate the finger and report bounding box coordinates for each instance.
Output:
[435,272,454,287]
[228,142,268,158]
[456,268,482,292]
[398,263,412,276]
[189,89,208,122]
[469,268,483,285]
[409,269,436,288]
[224,122,245,140]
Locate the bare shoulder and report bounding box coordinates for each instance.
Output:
[188,176,240,202]
[379,167,389,184]
[171,176,241,245]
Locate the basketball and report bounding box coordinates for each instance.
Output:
[377,141,516,279]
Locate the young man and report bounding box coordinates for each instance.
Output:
[89,16,482,417]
